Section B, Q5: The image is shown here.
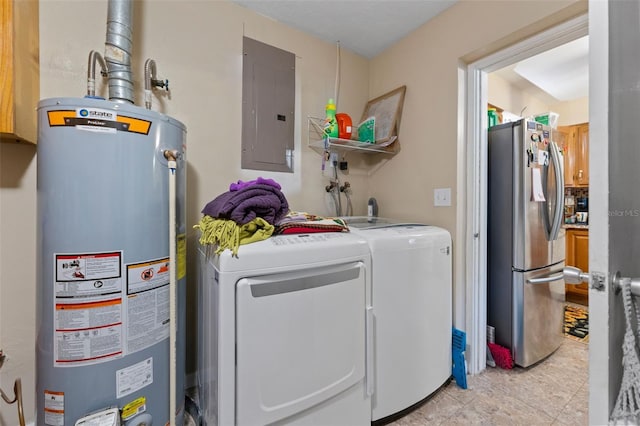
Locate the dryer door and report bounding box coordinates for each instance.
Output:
[235,261,367,425]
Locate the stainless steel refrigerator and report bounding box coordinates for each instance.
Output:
[487,118,566,368]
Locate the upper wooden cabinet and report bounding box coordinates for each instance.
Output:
[575,124,589,185]
[559,123,589,187]
[1,0,39,144]
[559,125,576,186]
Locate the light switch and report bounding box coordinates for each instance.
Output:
[434,188,451,207]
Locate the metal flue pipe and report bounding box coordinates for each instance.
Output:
[105,0,134,103]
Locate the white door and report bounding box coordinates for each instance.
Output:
[588,1,639,423]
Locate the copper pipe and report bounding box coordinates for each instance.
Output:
[1,378,25,426]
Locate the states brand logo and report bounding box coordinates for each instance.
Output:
[77,108,115,120]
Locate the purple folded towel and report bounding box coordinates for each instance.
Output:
[230,177,281,192]
[202,184,289,225]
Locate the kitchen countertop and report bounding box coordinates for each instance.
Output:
[563,224,589,230]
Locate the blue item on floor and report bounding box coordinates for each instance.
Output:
[452,328,468,389]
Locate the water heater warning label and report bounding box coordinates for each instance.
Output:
[126,258,170,354]
[53,251,124,367]
[117,357,153,399]
[178,233,186,280]
[44,390,64,426]
[122,396,147,421]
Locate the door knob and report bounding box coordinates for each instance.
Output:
[564,266,589,284]
[565,268,640,294]
[613,272,640,296]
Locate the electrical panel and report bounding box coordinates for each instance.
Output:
[241,37,295,173]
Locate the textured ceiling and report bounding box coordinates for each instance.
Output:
[231,0,458,58]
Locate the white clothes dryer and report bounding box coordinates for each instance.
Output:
[196,232,373,426]
[344,217,453,423]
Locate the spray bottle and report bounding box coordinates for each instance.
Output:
[324,98,338,138]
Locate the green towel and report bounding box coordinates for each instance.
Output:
[357,116,375,143]
[194,216,274,257]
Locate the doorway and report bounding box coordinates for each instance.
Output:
[458,9,589,391]
[459,3,634,424]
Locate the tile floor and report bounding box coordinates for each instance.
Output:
[389,337,589,425]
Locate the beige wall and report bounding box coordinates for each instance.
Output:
[368,0,585,230]
[367,0,586,327]
[0,0,587,424]
[487,73,551,120]
[488,73,589,126]
[0,143,37,425]
[551,96,589,125]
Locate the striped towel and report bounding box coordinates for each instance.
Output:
[274,212,349,235]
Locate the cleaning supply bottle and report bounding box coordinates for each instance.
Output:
[324,98,338,138]
[336,113,352,140]
[488,108,498,128]
[367,197,378,222]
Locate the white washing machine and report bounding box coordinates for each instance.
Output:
[343,217,453,423]
[197,232,373,426]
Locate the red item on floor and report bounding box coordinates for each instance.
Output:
[488,343,513,369]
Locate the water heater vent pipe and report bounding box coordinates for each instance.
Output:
[105,0,134,103]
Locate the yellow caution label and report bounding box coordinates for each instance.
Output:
[47,110,75,126]
[116,115,152,135]
[177,233,187,280]
[121,396,146,420]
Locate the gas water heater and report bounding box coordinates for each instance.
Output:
[36,0,188,423]
[36,97,187,425]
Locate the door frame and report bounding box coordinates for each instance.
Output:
[458,14,588,375]
[585,1,609,424]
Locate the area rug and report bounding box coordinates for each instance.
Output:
[564,304,589,342]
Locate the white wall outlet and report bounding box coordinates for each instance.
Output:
[434,188,452,207]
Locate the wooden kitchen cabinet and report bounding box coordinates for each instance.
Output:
[566,228,589,304]
[575,124,589,185]
[1,0,39,144]
[559,125,576,186]
[559,123,589,187]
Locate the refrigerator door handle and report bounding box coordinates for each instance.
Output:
[527,272,565,284]
[547,141,564,241]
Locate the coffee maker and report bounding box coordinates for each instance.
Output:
[576,197,588,224]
